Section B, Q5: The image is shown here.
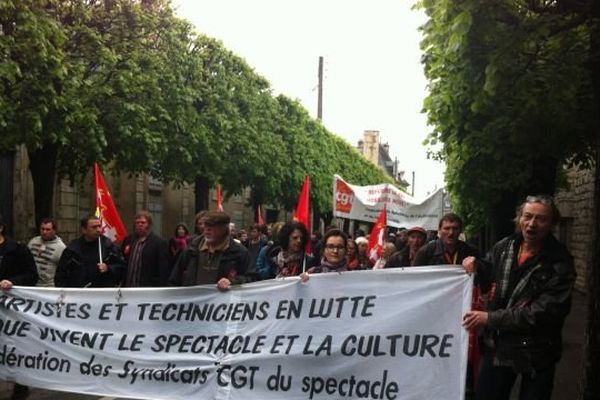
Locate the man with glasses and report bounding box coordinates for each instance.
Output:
[302,229,349,279]
[462,195,576,400]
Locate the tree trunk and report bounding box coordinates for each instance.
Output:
[490,189,518,243]
[581,1,600,398]
[0,151,15,236]
[194,175,209,213]
[28,143,58,226]
[529,155,558,195]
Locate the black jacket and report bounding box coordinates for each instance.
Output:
[0,237,38,286]
[121,232,170,287]
[169,235,252,286]
[413,238,479,266]
[385,247,411,268]
[477,234,576,372]
[55,236,126,288]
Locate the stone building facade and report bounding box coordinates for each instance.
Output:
[554,166,596,292]
[356,130,410,189]
[8,146,265,244]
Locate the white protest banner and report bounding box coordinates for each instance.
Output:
[0,267,471,400]
[333,174,444,229]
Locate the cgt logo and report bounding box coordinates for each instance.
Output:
[335,180,355,213]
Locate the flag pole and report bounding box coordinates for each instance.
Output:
[302,254,307,273]
[98,236,103,264]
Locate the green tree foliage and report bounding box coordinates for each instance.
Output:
[1,0,396,223]
[272,95,393,215]
[186,36,286,203]
[418,0,598,235]
[1,0,198,222]
[419,2,600,398]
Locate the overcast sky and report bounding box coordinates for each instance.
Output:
[172,0,444,198]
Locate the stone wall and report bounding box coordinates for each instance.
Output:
[10,146,275,244]
[554,166,596,293]
[10,146,197,243]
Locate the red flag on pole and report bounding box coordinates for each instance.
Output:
[216,185,224,212]
[293,175,311,254]
[94,162,127,242]
[368,205,387,264]
[257,204,264,225]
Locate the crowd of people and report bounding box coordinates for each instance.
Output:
[0,193,576,400]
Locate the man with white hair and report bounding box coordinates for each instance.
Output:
[462,195,575,400]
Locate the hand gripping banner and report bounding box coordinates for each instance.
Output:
[0,268,472,400]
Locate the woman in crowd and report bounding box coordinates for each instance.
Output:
[301,229,349,280]
[346,238,359,270]
[385,226,427,267]
[265,221,315,278]
[238,229,249,247]
[373,242,397,269]
[169,223,189,256]
[355,236,373,269]
[255,222,283,280]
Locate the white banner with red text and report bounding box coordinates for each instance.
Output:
[333,174,445,229]
[0,267,471,400]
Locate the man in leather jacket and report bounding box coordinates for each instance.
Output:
[55,215,125,287]
[462,195,575,400]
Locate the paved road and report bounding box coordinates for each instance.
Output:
[0,291,587,399]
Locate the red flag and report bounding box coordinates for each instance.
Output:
[293,175,311,254]
[368,205,387,263]
[216,185,224,212]
[257,204,264,225]
[94,163,127,242]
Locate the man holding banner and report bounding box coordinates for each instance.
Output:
[463,195,576,400]
[413,213,479,398]
[169,211,251,290]
[55,215,126,288]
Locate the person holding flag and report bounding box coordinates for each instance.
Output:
[55,215,126,288]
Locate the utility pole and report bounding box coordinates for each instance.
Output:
[317,56,323,120]
[412,171,415,197]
